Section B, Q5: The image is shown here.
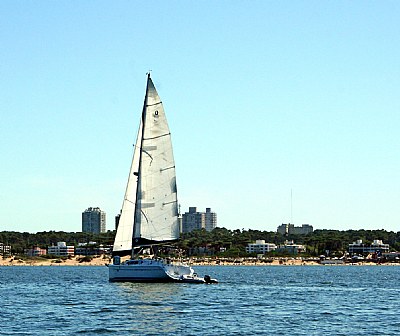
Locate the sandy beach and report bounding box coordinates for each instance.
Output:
[2,256,398,267]
[0,256,112,267]
[0,256,318,267]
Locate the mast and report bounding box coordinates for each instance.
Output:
[131,73,151,258]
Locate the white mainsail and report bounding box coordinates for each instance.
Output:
[113,75,179,255]
[134,77,179,244]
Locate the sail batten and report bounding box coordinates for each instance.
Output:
[146,102,162,107]
[144,133,170,140]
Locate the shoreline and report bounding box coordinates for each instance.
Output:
[1,256,400,267]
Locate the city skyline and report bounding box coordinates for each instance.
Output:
[1,2,399,233]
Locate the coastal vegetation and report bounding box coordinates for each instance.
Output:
[0,231,115,255]
[1,228,400,257]
[179,228,400,257]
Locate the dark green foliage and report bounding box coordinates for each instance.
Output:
[178,228,400,257]
[77,256,93,263]
[0,231,116,254]
[1,228,399,257]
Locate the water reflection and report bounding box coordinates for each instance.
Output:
[112,282,183,334]
[116,282,180,300]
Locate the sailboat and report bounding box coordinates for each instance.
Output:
[108,74,217,283]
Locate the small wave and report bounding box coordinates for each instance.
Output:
[89,307,115,314]
[77,328,116,334]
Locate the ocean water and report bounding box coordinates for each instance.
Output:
[0,265,399,335]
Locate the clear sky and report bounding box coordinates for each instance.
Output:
[1,1,399,233]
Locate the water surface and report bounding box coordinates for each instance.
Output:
[1,265,399,335]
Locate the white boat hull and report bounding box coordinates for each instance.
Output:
[108,259,194,282]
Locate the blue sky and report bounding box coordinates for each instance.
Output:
[1,1,399,233]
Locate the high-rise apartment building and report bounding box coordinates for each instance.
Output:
[181,207,217,233]
[82,207,106,233]
[115,211,121,231]
[204,208,217,232]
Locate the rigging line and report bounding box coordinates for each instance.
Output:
[160,166,175,172]
[141,209,149,224]
[291,189,293,224]
[146,102,162,107]
[142,149,153,164]
[125,198,135,205]
[143,133,171,141]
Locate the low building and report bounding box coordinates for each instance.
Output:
[75,242,111,256]
[246,240,277,254]
[47,242,75,257]
[25,246,47,257]
[382,252,400,261]
[0,243,11,256]
[348,239,389,255]
[277,240,306,255]
[277,223,313,235]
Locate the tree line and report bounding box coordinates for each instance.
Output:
[178,228,400,257]
[2,228,400,257]
[0,231,115,255]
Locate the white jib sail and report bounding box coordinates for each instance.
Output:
[112,121,142,254]
[134,77,179,243]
